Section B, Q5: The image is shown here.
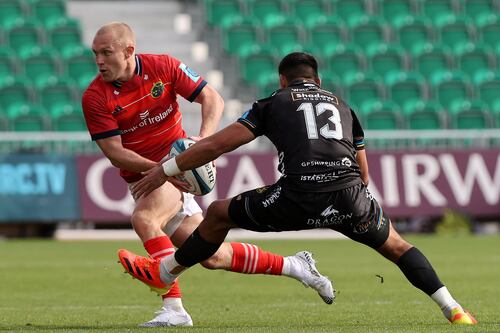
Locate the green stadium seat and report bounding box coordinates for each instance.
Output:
[430,70,473,109]
[345,72,385,109]
[403,100,446,129]
[359,100,403,129]
[477,13,500,49]
[366,43,406,80]
[239,46,278,86]
[63,48,97,90]
[30,0,67,27]
[412,43,453,77]
[473,70,500,109]
[20,48,61,88]
[288,0,326,24]
[376,0,417,25]
[50,103,87,131]
[264,19,304,56]
[0,77,35,112]
[435,14,475,52]
[330,0,369,26]
[0,106,8,130]
[6,19,45,56]
[205,0,242,27]
[417,0,457,21]
[392,16,434,51]
[455,43,495,79]
[0,0,27,29]
[220,17,260,57]
[324,44,366,80]
[385,71,426,108]
[245,0,285,25]
[0,46,19,77]
[449,99,492,129]
[463,0,495,22]
[304,16,346,57]
[349,16,387,51]
[257,76,280,99]
[6,102,47,131]
[491,99,500,127]
[320,73,343,95]
[47,21,82,55]
[38,77,77,114]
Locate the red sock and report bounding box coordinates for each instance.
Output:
[230,242,284,275]
[144,236,181,298]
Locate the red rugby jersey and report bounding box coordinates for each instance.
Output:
[82,54,207,182]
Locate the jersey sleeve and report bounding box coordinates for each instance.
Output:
[82,89,121,141]
[236,100,268,137]
[162,55,207,102]
[351,109,365,150]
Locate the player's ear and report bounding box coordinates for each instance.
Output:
[279,74,287,88]
[124,45,135,59]
[315,76,321,86]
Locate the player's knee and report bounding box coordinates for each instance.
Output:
[131,211,159,238]
[205,200,232,229]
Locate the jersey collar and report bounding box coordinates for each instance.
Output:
[112,55,142,88]
[289,79,319,87]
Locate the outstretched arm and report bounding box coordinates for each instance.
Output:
[131,123,255,198]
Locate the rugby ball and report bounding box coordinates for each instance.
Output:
[169,138,216,196]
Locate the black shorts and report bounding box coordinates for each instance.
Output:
[228,182,390,249]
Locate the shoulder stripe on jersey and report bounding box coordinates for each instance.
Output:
[187,80,207,102]
[135,55,142,76]
[237,118,256,129]
[91,129,121,141]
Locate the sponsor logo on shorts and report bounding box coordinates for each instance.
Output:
[255,186,269,194]
[353,221,371,234]
[308,206,353,228]
[151,81,164,98]
[261,186,281,207]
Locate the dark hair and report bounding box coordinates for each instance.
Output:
[278,52,319,82]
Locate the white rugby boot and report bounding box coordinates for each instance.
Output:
[139,299,193,327]
[283,251,335,304]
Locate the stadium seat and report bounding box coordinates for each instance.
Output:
[264,19,304,56]
[0,0,26,29]
[329,0,369,26]
[257,76,280,98]
[435,14,475,52]
[50,103,87,131]
[19,48,61,88]
[463,0,495,22]
[304,16,346,57]
[491,99,500,127]
[359,100,403,129]
[403,100,446,129]
[474,70,500,109]
[239,46,278,86]
[477,13,500,50]
[0,77,35,112]
[385,71,426,108]
[38,77,77,114]
[392,16,434,51]
[324,44,366,81]
[245,0,286,26]
[47,21,82,55]
[348,16,387,51]
[412,43,453,78]
[30,0,67,27]
[344,72,385,109]
[455,43,495,79]
[417,0,457,21]
[430,70,473,109]
[376,0,417,25]
[204,0,243,27]
[366,43,407,80]
[0,46,19,77]
[63,48,97,90]
[288,0,326,24]
[320,73,343,95]
[6,102,47,131]
[449,99,492,129]
[6,19,46,56]
[220,17,260,57]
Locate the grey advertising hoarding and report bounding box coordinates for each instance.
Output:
[77,149,500,223]
[0,155,79,221]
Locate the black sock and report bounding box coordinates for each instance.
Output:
[397,247,444,295]
[174,228,222,267]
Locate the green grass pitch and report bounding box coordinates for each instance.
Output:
[1,235,499,332]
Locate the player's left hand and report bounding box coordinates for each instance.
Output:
[131,165,169,198]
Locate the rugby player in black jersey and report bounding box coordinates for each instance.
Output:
[124,52,476,324]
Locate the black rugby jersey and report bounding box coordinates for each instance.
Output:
[238,80,365,192]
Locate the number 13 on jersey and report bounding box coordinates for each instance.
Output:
[297,102,343,140]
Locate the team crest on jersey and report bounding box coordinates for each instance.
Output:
[151,81,164,98]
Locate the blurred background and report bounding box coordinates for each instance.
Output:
[0,0,499,239]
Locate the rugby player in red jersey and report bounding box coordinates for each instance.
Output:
[82,22,332,327]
